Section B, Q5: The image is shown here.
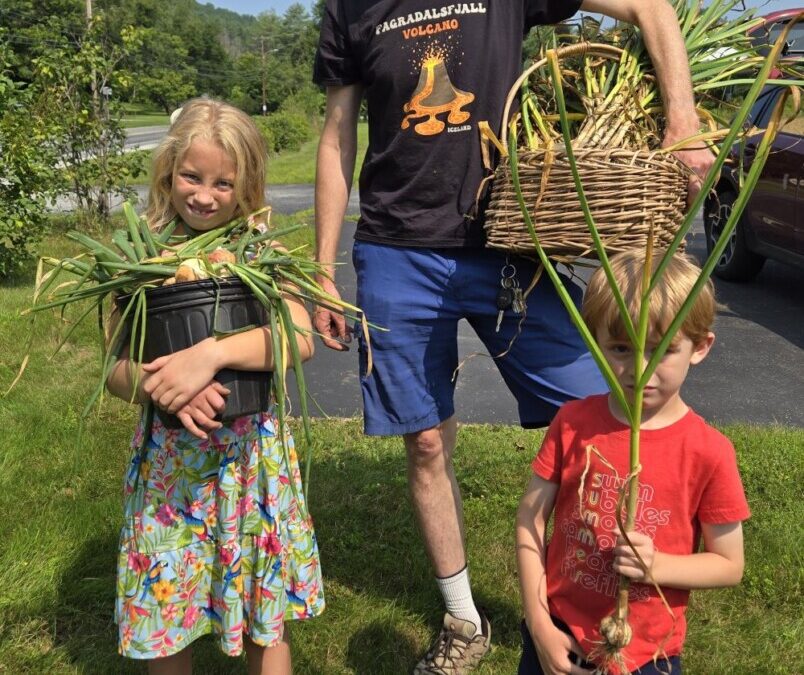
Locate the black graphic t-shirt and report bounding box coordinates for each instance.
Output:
[314,0,581,248]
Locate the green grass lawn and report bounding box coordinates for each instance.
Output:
[267,122,368,186]
[120,103,170,129]
[0,229,801,673]
[121,114,170,129]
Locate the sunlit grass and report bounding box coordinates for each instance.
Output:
[0,229,800,673]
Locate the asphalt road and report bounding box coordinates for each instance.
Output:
[92,125,804,427]
[289,196,804,428]
[125,125,169,151]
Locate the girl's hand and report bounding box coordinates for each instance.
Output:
[613,530,656,582]
[142,339,221,413]
[532,622,593,675]
[175,381,230,439]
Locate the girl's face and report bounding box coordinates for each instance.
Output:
[171,138,238,231]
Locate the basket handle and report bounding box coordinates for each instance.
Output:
[499,42,625,153]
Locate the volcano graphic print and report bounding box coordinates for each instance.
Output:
[402,53,475,136]
[389,4,486,138]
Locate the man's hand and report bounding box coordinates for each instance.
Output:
[613,530,656,582]
[175,381,230,439]
[532,621,594,675]
[312,275,352,351]
[662,127,716,210]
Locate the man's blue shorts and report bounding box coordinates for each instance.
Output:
[353,241,607,436]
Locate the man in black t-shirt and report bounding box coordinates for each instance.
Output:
[313,2,713,673]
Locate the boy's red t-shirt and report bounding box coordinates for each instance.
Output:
[532,394,750,672]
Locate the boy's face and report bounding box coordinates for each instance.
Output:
[598,326,714,419]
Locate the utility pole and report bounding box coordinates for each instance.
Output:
[86,0,98,105]
[86,0,109,219]
[260,36,267,115]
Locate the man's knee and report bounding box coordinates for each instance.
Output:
[404,418,456,465]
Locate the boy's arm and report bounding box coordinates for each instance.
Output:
[517,476,591,674]
[614,521,745,589]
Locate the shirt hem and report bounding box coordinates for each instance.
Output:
[354,232,486,249]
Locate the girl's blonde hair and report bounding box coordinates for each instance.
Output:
[581,251,715,346]
[146,97,267,230]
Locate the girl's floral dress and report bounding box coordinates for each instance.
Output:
[115,407,324,659]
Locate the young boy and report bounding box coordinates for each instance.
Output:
[516,251,750,674]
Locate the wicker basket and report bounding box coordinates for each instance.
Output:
[483,43,689,260]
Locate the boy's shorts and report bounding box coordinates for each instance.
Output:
[353,241,607,436]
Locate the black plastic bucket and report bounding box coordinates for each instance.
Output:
[117,278,271,427]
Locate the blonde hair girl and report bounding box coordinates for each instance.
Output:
[106,98,323,675]
[146,97,267,231]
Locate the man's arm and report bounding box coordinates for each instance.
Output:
[314,83,363,351]
[580,0,715,204]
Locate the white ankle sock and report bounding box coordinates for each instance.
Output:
[436,566,482,636]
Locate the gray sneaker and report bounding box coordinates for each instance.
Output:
[413,612,491,674]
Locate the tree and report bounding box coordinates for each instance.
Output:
[0,35,59,277]
[129,28,197,113]
[30,16,144,224]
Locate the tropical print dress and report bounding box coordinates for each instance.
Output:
[115,407,325,659]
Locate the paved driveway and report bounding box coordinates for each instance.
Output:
[51,169,803,427]
[292,199,804,428]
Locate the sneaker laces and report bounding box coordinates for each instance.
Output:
[427,628,471,669]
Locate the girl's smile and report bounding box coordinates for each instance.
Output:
[171,138,238,231]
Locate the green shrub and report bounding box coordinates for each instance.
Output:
[254,110,312,154]
[279,84,325,119]
[0,42,57,278]
[252,115,276,155]
[0,199,50,279]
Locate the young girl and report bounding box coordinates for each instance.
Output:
[106,98,324,674]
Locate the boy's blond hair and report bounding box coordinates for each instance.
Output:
[145,97,267,230]
[582,251,715,346]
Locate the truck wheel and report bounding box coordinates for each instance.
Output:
[703,189,765,281]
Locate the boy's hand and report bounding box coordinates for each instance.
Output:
[533,622,593,674]
[613,530,656,582]
[175,381,230,439]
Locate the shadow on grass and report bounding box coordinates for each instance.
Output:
[40,435,523,672]
[306,443,525,652]
[345,620,419,674]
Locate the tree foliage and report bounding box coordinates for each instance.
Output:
[0,0,326,274]
[0,35,58,277]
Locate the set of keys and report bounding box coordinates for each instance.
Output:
[495,264,524,332]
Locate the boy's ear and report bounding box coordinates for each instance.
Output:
[690,331,715,365]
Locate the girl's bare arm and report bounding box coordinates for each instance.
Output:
[141,292,313,413]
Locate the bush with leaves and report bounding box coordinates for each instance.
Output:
[30,21,146,227]
[0,37,58,278]
[254,110,312,154]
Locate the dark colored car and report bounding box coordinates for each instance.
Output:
[750,8,804,57]
[703,12,804,281]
